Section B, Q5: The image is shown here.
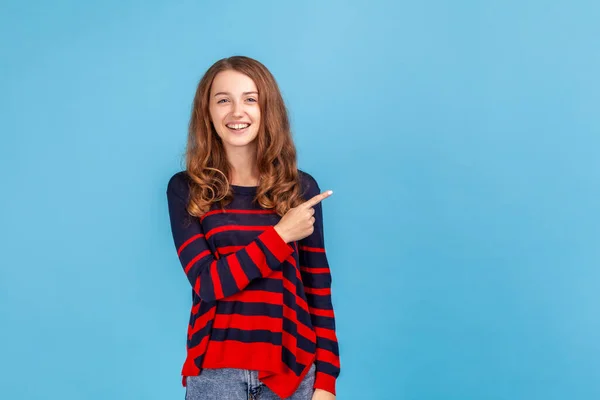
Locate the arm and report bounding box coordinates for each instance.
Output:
[299,176,341,396]
[166,173,294,303]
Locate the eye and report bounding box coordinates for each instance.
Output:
[246,97,257,103]
[217,98,229,104]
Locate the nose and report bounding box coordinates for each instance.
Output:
[232,100,244,118]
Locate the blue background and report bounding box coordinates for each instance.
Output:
[1,0,599,399]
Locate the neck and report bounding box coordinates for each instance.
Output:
[226,144,259,186]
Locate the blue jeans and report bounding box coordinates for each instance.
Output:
[185,363,316,400]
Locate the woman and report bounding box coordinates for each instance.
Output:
[166,56,340,400]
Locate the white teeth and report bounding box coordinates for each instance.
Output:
[227,123,250,130]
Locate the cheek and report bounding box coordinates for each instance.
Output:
[252,109,261,124]
[209,106,225,123]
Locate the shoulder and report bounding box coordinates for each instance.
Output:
[166,171,191,200]
[298,169,321,199]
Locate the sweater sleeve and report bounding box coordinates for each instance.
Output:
[298,173,341,396]
[166,172,294,303]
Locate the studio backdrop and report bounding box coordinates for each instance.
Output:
[1,1,599,399]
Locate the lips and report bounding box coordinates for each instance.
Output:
[225,123,251,134]
[226,123,251,130]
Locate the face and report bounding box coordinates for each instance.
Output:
[209,69,261,151]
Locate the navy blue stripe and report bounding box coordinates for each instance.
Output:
[283,263,310,298]
[282,287,313,328]
[198,269,216,303]
[315,360,340,377]
[191,291,201,304]
[282,346,307,376]
[210,328,282,345]
[179,247,201,273]
[183,261,203,289]
[300,271,331,289]
[283,264,313,307]
[216,300,283,318]
[294,306,313,331]
[188,321,213,348]
[282,262,299,282]
[245,277,281,292]
[217,257,240,298]
[235,249,263,280]
[281,267,315,327]
[254,236,283,267]
[208,230,270,249]
[311,314,335,330]
[305,293,333,310]
[296,280,308,298]
[189,303,214,333]
[202,213,281,230]
[282,318,316,354]
[316,337,339,356]
[191,353,205,371]
[299,252,328,266]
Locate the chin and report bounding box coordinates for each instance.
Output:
[219,130,259,148]
[226,139,257,148]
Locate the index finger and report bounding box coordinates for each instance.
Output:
[303,190,333,208]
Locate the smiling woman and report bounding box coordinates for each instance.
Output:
[166,56,340,400]
[210,71,261,148]
[182,56,310,218]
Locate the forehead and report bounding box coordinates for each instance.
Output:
[210,70,258,94]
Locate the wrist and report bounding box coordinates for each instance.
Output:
[273,225,288,243]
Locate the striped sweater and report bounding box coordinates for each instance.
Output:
[166,170,340,397]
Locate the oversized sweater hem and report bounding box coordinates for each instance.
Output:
[180,339,317,398]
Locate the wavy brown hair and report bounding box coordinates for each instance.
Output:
[185,56,305,217]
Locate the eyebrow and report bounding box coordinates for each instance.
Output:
[213,91,258,97]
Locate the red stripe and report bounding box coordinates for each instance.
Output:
[201,209,276,222]
[316,348,340,367]
[182,335,209,376]
[194,276,200,295]
[187,335,209,358]
[314,326,337,342]
[259,227,294,263]
[285,254,305,283]
[299,245,325,253]
[245,241,272,277]
[178,234,204,256]
[314,371,336,394]
[221,289,282,305]
[226,254,249,291]
[309,307,335,318]
[192,301,201,314]
[292,259,307,286]
[212,313,281,332]
[217,245,244,255]
[188,306,217,339]
[288,254,297,267]
[184,250,211,274]
[209,261,223,299]
[205,225,270,239]
[283,305,316,342]
[300,267,330,274]
[282,278,309,312]
[282,330,315,366]
[304,287,331,296]
[280,304,316,370]
[202,340,281,371]
[282,302,298,359]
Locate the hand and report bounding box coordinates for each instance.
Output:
[273,190,333,243]
[312,388,336,400]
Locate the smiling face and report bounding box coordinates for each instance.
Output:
[209,69,261,153]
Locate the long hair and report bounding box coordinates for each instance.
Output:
[185,56,304,217]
